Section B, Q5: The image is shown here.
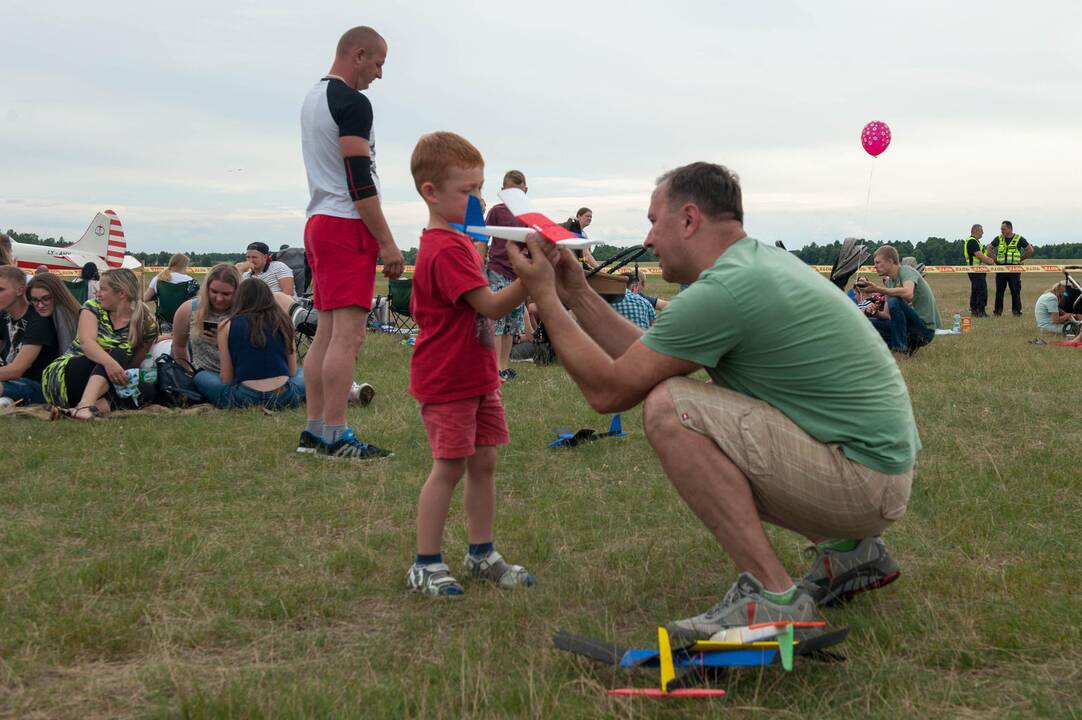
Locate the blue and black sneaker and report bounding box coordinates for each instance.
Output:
[296,430,323,454]
[317,428,393,461]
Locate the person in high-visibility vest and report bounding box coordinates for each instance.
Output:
[963,224,994,316]
[987,220,1033,316]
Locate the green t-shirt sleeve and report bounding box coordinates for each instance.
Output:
[640,279,742,368]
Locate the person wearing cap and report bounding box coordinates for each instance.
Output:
[242,242,296,297]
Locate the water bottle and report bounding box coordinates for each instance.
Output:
[115,368,142,406]
[139,353,157,385]
[952,313,961,333]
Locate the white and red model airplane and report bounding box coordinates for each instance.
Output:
[11,210,142,273]
[466,188,600,250]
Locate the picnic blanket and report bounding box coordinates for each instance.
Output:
[0,403,215,421]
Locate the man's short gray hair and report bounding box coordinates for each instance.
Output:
[656,162,743,224]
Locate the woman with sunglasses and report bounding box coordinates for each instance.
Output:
[26,273,81,351]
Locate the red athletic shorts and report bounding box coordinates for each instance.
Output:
[303,214,378,311]
[419,391,510,459]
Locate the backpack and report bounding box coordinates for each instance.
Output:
[274,247,312,295]
[155,354,204,407]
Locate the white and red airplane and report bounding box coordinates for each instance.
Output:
[11,210,142,273]
[466,188,600,250]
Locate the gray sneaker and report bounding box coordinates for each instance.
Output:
[666,572,822,644]
[799,536,901,607]
[406,562,464,597]
[463,550,534,588]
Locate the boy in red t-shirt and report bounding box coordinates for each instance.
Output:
[405,131,533,597]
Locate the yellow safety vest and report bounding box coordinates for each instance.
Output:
[995,234,1023,265]
[963,236,982,266]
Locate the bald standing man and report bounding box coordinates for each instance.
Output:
[299,25,403,460]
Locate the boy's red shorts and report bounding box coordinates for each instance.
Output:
[420,391,510,459]
[303,214,378,312]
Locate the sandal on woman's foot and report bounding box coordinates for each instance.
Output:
[65,405,102,421]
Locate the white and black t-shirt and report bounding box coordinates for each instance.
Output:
[244,260,295,295]
[301,77,378,219]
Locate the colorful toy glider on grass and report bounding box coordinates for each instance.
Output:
[548,414,627,448]
[464,188,600,250]
[553,621,848,698]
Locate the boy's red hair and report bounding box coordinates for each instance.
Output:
[410,132,484,193]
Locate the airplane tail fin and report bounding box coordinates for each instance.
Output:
[70,210,126,268]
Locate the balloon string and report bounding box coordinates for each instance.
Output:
[862,158,876,239]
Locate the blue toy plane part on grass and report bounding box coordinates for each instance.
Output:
[548,415,627,448]
[450,195,490,243]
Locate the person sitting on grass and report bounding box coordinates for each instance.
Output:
[41,268,158,419]
[0,266,61,405]
[404,131,534,597]
[76,262,101,302]
[852,283,888,319]
[200,278,303,410]
[175,264,369,407]
[143,253,194,302]
[507,162,918,642]
[1034,281,1082,335]
[172,263,240,376]
[608,270,657,329]
[856,245,941,355]
[627,270,669,312]
[26,273,81,352]
[242,241,296,298]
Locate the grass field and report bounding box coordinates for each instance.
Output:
[3,270,1081,719]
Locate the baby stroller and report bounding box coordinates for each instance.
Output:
[1061,270,1082,336]
[289,297,318,360]
[829,238,871,290]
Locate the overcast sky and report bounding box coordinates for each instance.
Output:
[3,1,1079,253]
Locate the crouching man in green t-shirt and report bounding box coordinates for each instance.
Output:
[507,162,920,642]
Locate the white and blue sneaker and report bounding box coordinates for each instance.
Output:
[407,562,465,597]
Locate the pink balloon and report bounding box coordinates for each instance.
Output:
[861,121,891,157]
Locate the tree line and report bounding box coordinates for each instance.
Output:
[8,229,1080,266]
[792,237,1082,265]
[4,230,72,247]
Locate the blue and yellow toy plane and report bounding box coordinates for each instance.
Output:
[554,621,848,698]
